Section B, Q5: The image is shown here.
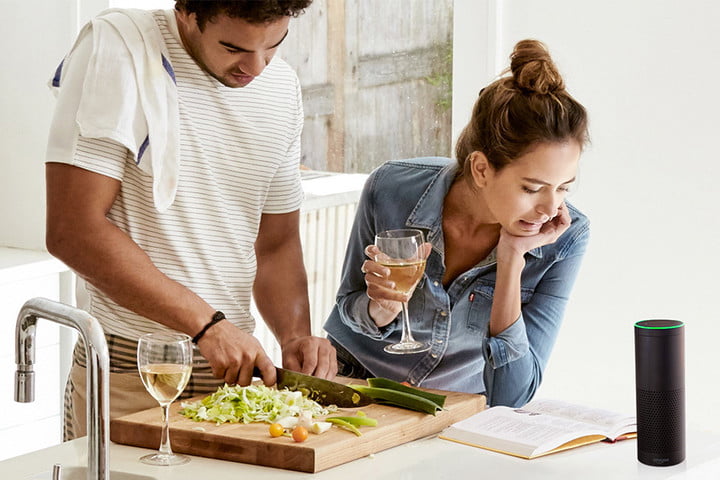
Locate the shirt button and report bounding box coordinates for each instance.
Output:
[431,353,438,359]
[440,311,447,317]
[436,339,443,344]
[433,281,439,286]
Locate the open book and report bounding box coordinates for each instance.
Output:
[439,398,636,459]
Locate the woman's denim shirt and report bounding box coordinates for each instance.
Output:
[323,157,590,407]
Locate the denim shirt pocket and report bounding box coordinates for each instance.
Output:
[466,281,535,333]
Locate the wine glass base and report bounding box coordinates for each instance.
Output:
[139,452,190,466]
[384,341,431,355]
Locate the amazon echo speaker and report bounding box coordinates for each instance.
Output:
[634,319,685,466]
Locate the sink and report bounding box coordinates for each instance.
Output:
[25,466,156,480]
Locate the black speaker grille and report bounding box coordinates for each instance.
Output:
[636,388,685,453]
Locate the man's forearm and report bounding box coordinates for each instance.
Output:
[252,209,314,346]
[253,241,312,345]
[46,162,214,337]
[48,219,214,337]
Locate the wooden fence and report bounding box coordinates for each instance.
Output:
[281,0,454,173]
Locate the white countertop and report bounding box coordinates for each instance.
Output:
[2,426,720,479]
[0,247,68,284]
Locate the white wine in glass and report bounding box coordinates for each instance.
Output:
[375,228,431,354]
[137,332,193,466]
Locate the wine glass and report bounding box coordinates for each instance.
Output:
[375,228,431,354]
[137,332,193,466]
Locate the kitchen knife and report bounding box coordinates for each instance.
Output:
[253,366,373,408]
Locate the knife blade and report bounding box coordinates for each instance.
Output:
[253,366,373,408]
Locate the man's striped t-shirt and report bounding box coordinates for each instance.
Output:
[51,9,304,371]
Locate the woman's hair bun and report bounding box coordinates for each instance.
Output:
[509,39,564,94]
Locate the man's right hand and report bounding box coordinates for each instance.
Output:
[196,319,277,387]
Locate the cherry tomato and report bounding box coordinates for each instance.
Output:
[292,426,309,443]
[268,423,284,438]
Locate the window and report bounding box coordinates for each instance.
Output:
[283,0,454,173]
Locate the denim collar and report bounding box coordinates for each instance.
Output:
[405,161,543,259]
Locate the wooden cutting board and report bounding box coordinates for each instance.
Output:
[110,383,485,473]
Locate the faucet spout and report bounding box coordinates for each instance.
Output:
[15,297,110,480]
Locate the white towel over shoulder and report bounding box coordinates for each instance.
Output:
[47,8,179,212]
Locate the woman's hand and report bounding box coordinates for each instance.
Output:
[489,203,572,337]
[498,203,572,260]
[361,242,432,327]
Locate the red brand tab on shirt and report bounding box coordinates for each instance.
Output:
[469,292,475,302]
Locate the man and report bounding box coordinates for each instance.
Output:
[45,0,336,440]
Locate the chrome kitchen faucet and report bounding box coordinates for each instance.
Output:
[15,297,110,480]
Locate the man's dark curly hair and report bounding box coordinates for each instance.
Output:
[175,1,313,30]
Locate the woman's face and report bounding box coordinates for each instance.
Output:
[476,142,581,236]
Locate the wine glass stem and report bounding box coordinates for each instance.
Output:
[399,301,418,344]
[158,403,173,457]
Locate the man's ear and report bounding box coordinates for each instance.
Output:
[469,151,492,188]
[175,9,199,34]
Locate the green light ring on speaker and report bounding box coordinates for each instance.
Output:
[635,320,684,330]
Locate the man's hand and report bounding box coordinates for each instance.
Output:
[196,320,277,387]
[281,335,337,379]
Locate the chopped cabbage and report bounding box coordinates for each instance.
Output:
[179,384,335,425]
[311,421,333,434]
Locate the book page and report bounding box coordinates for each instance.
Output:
[522,399,636,438]
[445,406,605,456]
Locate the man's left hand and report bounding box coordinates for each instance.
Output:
[281,335,337,379]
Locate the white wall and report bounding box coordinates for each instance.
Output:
[452,0,497,145]
[0,0,171,250]
[0,2,79,249]
[483,0,720,430]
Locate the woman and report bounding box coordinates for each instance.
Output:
[323,39,590,407]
